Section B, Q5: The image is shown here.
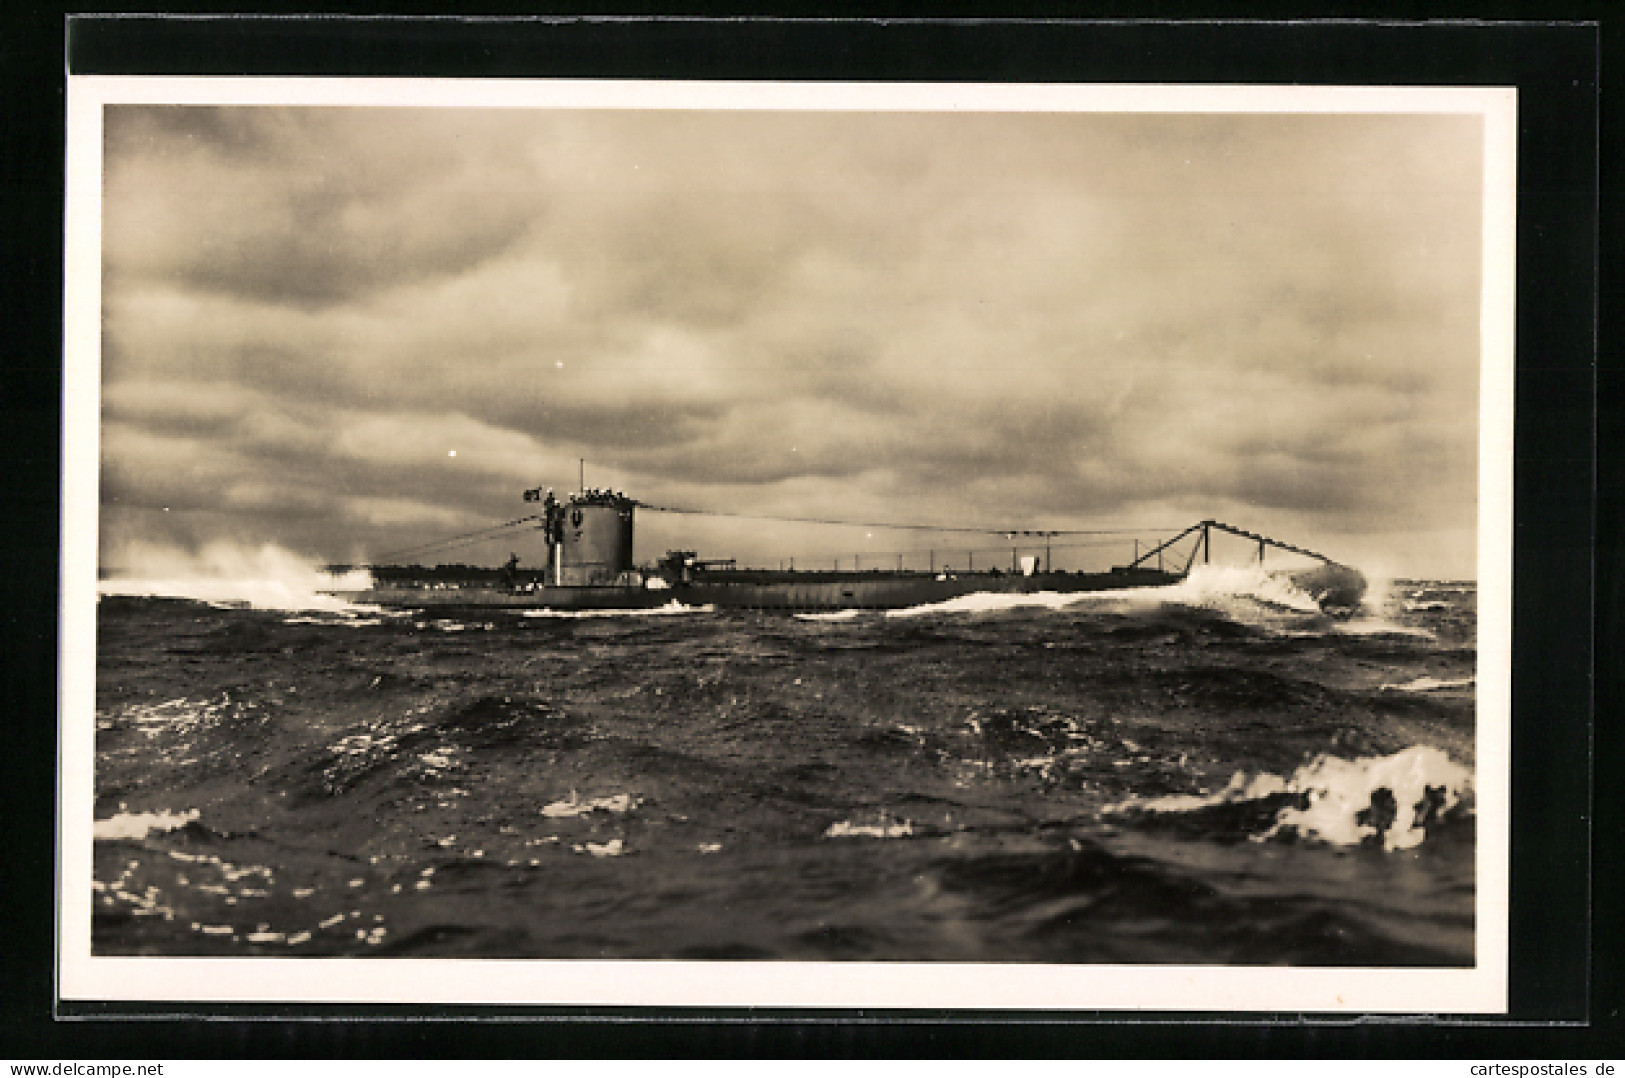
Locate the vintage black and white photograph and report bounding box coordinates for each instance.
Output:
[59,78,1513,1010]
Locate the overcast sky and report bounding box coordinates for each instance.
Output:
[98,105,1485,578]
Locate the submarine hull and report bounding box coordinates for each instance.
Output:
[684,568,1180,610]
[331,568,1185,612]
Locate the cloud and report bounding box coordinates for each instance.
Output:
[96,105,1487,577]
[104,108,540,306]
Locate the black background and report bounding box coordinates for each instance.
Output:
[3,6,1615,1060]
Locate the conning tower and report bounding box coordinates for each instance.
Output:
[530,487,637,586]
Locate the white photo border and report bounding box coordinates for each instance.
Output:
[59,76,1516,1012]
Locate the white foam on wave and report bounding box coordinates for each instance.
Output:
[1162,564,1324,614]
[520,600,712,619]
[574,839,626,857]
[1331,617,1435,638]
[1380,675,1475,693]
[879,564,1333,622]
[794,609,865,621]
[884,589,1106,619]
[1263,747,1472,850]
[540,792,640,818]
[93,808,199,841]
[280,613,390,627]
[107,694,241,739]
[1110,744,1473,852]
[425,619,496,632]
[100,541,375,614]
[823,816,914,839]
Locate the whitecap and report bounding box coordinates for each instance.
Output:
[794,609,864,621]
[1380,675,1475,693]
[281,613,387,627]
[541,792,640,818]
[881,564,1331,622]
[1106,745,1472,852]
[93,809,199,841]
[520,600,711,619]
[1160,564,1325,615]
[1262,747,1472,850]
[1332,617,1435,638]
[575,839,625,857]
[884,590,1106,619]
[823,818,913,840]
[116,696,236,740]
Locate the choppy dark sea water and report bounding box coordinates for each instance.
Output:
[92,567,1476,966]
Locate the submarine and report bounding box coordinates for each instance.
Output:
[325,483,1368,614]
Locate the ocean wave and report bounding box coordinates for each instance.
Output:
[823,816,914,839]
[1401,581,1476,594]
[1160,565,1325,615]
[883,590,1110,619]
[1107,744,1472,852]
[541,792,640,818]
[573,839,627,857]
[1380,675,1475,693]
[91,574,1479,965]
[879,565,1332,623]
[1331,617,1436,638]
[280,611,392,627]
[105,694,253,740]
[93,809,200,841]
[519,600,712,619]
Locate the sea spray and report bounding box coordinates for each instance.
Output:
[99,541,373,613]
[1163,563,1324,614]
